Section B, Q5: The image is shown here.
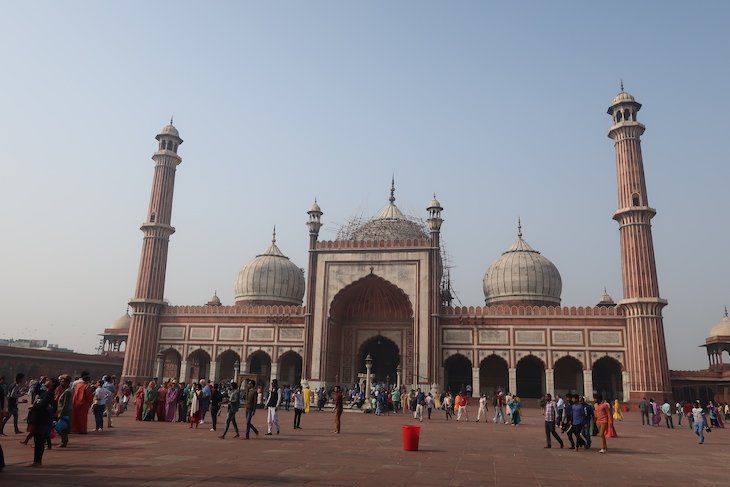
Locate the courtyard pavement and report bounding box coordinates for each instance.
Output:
[0,405,727,486]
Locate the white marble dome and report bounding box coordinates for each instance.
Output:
[709,312,730,337]
[346,182,427,241]
[159,123,180,137]
[110,312,131,330]
[483,231,562,306]
[234,236,304,306]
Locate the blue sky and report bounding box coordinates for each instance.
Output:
[1,2,728,369]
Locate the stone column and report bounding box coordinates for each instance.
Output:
[179,360,189,383]
[508,367,517,395]
[241,360,248,374]
[396,364,402,389]
[269,362,279,385]
[621,371,631,402]
[583,370,593,397]
[545,368,555,397]
[471,367,480,396]
[155,352,164,380]
[209,361,220,383]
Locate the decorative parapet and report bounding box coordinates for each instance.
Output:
[441,305,622,317]
[162,304,305,317]
[315,238,431,250]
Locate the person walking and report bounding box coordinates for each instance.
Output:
[210,383,223,432]
[457,393,469,421]
[56,375,72,447]
[413,388,425,422]
[543,393,564,448]
[425,393,434,420]
[661,399,674,429]
[27,377,59,467]
[293,385,304,429]
[593,394,613,453]
[556,394,565,426]
[92,380,111,432]
[580,396,593,448]
[1,373,25,435]
[332,385,343,433]
[566,395,586,449]
[493,388,505,424]
[219,381,240,439]
[244,380,260,439]
[265,379,282,435]
[102,376,116,428]
[691,400,708,444]
[508,395,522,426]
[476,394,488,422]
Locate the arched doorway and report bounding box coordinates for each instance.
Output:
[516,355,545,398]
[480,355,509,397]
[249,351,272,388]
[554,356,583,397]
[279,351,303,387]
[162,348,181,381]
[444,354,472,395]
[592,356,623,402]
[188,349,210,382]
[359,335,399,385]
[218,350,241,382]
[327,274,413,384]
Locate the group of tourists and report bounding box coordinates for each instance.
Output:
[0,371,118,468]
[542,393,616,454]
[637,396,728,430]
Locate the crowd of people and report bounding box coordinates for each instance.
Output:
[1,370,727,470]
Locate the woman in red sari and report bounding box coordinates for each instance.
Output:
[70,374,94,434]
[134,384,145,421]
[156,383,168,421]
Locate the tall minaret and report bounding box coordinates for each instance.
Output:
[122,121,183,383]
[607,88,670,401]
[426,195,443,385]
[303,199,323,381]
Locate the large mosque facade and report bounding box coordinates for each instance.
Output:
[114,91,673,402]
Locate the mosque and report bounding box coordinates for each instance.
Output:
[108,90,684,403]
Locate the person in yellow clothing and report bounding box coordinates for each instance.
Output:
[302,382,311,414]
[612,399,623,421]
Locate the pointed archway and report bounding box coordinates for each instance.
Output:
[279,351,303,387]
[326,274,413,384]
[479,354,509,397]
[516,355,545,398]
[161,348,181,381]
[554,356,583,397]
[444,354,472,395]
[592,356,623,402]
[187,349,210,382]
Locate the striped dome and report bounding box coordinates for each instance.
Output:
[483,231,562,306]
[234,236,304,306]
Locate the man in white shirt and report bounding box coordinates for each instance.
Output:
[476,394,488,422]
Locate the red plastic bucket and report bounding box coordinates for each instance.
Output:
[401,425,421,451]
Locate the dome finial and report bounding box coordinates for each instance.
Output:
[272,225,276,244]
[389,175,396,204]
[170,115,174,125]
[620,79,624,92]
[725,305,728,318]
[517,217,523,239]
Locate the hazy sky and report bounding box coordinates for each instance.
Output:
[1,2,728,370]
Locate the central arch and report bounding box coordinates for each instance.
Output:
[480,355,509,397]
[359,335,400,385]
[444,354,472,395]
[326,274,413,384]
[554,356,583,397]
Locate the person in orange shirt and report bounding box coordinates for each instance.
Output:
[593,393,614,453]
[71,373,94,434]
[453,392,461,415]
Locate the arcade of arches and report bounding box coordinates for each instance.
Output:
[325,274,412,385]
[155,348,302,388]
[442,353,625,401]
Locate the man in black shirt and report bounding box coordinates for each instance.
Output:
[210,383,224,432]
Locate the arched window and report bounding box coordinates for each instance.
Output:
[623,108,630,121]
[632,193,641,206]
[616,110,623,122]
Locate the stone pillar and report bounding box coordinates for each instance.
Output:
[622,371,631,402]
[471,367,480,396]
[155,352,164,380]
[508,367,517,395]
[583,370,593,397]
[209,361,220,383]
[269,362,279,385]
[545,368,555,397]
[241,360,248,374]
[179,360,189,383]
[396,365,402,389]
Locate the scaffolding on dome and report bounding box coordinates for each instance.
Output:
[335,213,430,241]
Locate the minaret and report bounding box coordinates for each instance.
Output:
[122,121,183,383]
[607,88,670,401]
[303,199,323,380]
[426,195,443,386]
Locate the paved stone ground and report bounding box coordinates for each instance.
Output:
[1,406,727,486]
